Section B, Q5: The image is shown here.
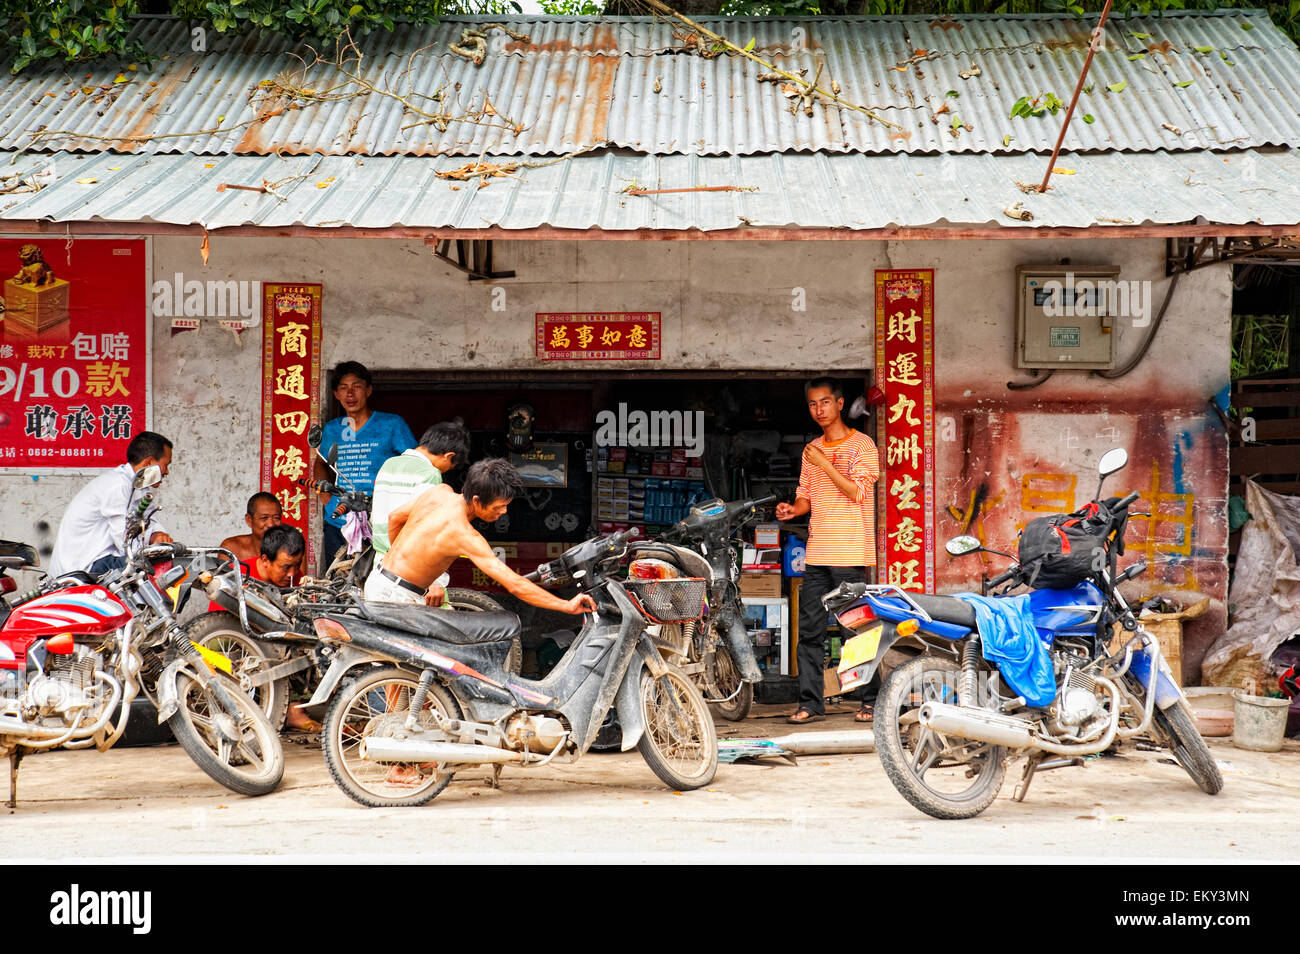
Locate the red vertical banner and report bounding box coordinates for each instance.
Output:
[260,284,322,570]
[0,236,149,470]
[875,270,935,593]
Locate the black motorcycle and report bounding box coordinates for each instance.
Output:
[301,529,718,807]
[633,496,772,721]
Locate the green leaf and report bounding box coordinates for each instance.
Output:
[1241,21,1254,30]
[1002,134,1012,147]
[1129,30,1151,38]
[1107,81,1127,93]
[1083,83,1094,94]
[1082,113,1095,123]
[946,89,959,98]
[743,37,756,52]
[348,3,362,13]
[1173,79,1194,87]
[1193,45,1213,53]
[1127,52,1146,59]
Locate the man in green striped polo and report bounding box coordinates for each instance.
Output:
[371,420,470,557]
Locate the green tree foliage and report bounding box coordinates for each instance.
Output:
[0,0,141,73]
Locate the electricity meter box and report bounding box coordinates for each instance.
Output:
[1015,265,1120,370]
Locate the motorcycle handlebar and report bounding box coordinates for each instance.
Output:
[986,566,1019,589]
[1115,491,1141,509]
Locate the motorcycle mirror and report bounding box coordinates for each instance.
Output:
[945,535,982,557]
[308,424,323,449]
[133,464,163,489]
[1098,448,1128,478]
[327,443,338,471]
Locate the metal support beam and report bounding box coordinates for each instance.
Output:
[429,238,516,281]
[1166,236,1300,276]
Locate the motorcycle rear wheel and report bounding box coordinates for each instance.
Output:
[637,662,718,791]
[875,655,1007,820]
[706,640,753,722]
[321,665,461,808]
[1152,699,1224,795]
[168,667,284,797]
[186,611,290,731]
[442,589,504,613]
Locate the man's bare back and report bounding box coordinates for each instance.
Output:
[380,479,594,616]
[382,484,472,588]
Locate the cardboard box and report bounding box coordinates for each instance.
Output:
[739,572,782,599]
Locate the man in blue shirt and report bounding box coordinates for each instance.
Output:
[314,361,415,571]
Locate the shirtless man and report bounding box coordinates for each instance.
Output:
[220,492,282,567]
[365,458,594,616]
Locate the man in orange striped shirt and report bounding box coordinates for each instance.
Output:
[777,377,881,724]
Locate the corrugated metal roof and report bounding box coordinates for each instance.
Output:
[1,11,1297,158]
[3,146,1296,231]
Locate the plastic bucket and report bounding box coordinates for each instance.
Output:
[1231,691,1291,752]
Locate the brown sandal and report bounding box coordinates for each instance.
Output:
[854,704,874,723]
[787,707,825,725]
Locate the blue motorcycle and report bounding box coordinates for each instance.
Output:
[822,449,1222,819]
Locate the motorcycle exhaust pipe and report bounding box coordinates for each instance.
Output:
[918,701,1036,749]
[359,737,527,765]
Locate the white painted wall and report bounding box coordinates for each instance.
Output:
[0,235,1229,588]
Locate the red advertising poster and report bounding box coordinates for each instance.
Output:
[536,312,660,360]
[0,236,149,470]
[875,270,935,593]
[260,284,322,570]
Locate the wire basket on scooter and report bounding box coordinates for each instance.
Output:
[626,578,708,624]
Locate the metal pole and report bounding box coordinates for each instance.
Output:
[1038,0,1115,194]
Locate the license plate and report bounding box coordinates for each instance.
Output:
[838,624,883,675]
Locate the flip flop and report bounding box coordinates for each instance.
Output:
[787,708,824,725]
[855,704,874,723]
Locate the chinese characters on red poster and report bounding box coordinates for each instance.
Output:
[260,284,321,569]
[536,313,661,361]
[0,237,149,469]
[875,270,935,593]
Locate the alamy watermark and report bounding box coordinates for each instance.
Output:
[1040,272,1152,327]
[150,273,261,326]
[50,884,151,934]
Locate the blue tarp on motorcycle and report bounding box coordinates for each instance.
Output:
[953,593,1056,708]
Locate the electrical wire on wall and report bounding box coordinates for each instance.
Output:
[1091,271,1182,380]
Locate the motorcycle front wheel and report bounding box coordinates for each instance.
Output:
[875,655,1007,820]
[1152,699,1224,795]
[186,611,290,731]
[706,639,753,722]
[321,665,461,808]
[167,667,284,797]
[637,662,718,791]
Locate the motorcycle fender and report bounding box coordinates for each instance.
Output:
[615,657,646,752]
[723,615,763,683]
[1128,642,1182,710]
[305,645,378,715]
[837,623,902,691]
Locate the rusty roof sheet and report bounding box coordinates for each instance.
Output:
[0,10,1297,158]
[2,146,1297,232]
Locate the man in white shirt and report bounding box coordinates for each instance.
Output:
[49,432,175,578]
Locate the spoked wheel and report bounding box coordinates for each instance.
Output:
[186,611,290,731]
[1152,699,1224,795]
[168,667,284,797]
[637,662,718,791]
[706,639,753,722]
[321,665,461,808]
[875,655,1007,819]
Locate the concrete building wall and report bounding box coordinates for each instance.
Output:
[0,233,1231,674]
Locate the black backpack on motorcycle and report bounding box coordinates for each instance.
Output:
[1017,499,1125,590]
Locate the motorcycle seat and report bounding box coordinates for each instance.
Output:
[909,594,977,630]
[358,601,522,645]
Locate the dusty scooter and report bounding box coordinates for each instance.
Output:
[632,496,771,720]
[302,529,718,807]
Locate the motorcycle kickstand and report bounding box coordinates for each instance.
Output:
[6,749,23,811]
[1013,753,1045,802]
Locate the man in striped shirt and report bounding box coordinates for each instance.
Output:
[777,377,881,724]
[368,420,469,605]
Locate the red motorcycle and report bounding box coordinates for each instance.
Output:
[0,532,283,808]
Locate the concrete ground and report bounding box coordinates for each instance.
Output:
[4,708,1297,864]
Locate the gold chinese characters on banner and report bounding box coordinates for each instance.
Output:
[261,284,321,569]
[875,270,935,593]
